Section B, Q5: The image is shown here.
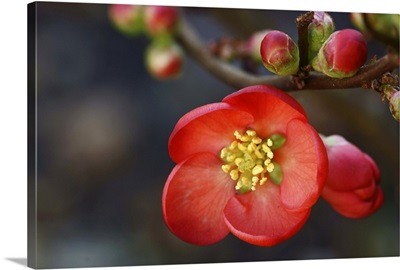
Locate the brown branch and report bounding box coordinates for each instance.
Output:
[176,17,399,92]
[296,11,314,69]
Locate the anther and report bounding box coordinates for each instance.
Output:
[252,165,264,175]
[220,130,285,193]
[230,170,239,180]
[222,164,231,173]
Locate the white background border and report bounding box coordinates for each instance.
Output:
[0,0,398,269]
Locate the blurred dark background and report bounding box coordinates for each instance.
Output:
[30,2,399,268]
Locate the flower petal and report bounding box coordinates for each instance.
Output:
[168,102,254,163]
[276,119,328,211]
[162,152,236,245]
[324,139,379,192]
[223,85,307,138]
[223,182,311,246]
[322,186,384,218]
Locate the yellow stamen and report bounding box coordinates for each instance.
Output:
[230,170,239,180]
[260,177,268,185]
[220,129,281,193]
[221,164,231,173]
[252,165,264,175]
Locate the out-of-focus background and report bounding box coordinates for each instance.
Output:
[30,2,399,268]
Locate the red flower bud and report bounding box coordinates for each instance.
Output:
[321,135,383,219]
[312,29,368,78]
[144,6,180,36]
[260,31,299,76]
[308,11,335,62]
[108,4,144,36]
[145,40,184,80]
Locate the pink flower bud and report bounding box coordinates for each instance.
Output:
[244,29,271,63]
[312,29,368,78]
[109,4,144,36]
[321,135,384,219]
[260,30,299,76]
[144,6,180,36]
[308,11,335,62]
[145,41,184,80]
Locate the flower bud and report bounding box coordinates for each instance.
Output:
[109,4,144,36]
[384,86,400,121]
[260,30,299,76]
[144,6,180,37]
[244,29,271,63]
[365,14,399,42]
[308,11,335,62]
[145,40,184,80]
[320,135,383,219]
[312,29,367,78]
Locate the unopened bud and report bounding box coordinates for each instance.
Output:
[365,14,399,42]
[308,11,335,63]
[145,40,184,80]
[109,4,144,36]
[312,29,367,78]
[144,6,180,37]
[384,86,400,121]
[260,31,299,76]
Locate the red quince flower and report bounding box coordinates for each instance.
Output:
[162,85,328,246]
[321,135,384,218]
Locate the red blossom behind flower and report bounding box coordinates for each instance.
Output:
[321,135,384,218]
[162,85,328,246]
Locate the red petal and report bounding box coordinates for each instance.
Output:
[223,85,307,138]
[276,119,328,211]
[325,144,378,192]
[168,102,254,163]
[322,186,384,219]
[162,152,236,245]
[223,182,311,246]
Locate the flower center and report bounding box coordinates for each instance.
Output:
[220,129,285,193]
